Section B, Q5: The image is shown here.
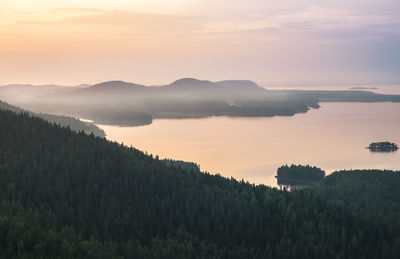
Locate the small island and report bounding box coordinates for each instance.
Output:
[368,142,398,152]
[276,164,325,189]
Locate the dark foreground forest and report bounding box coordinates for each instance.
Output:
[0,110,400,258]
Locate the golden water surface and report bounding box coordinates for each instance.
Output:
[99,102,400,186]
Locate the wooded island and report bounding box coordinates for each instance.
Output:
[368,142,398,152]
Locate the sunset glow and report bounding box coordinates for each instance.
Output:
[1,0,399,85]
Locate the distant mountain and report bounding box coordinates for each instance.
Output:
[71,78,267,100]
[3,78,400,127]
[1,78,265,97]
[0,84,76,105]
[166,78,265,92]
[86,80,147,93]
[1,84,64,90]
[167,78,216,89]
[0,84,66,96]
[215,80,265,91]
[0,84,71,96]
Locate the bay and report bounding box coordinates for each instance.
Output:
[99,102,400,186]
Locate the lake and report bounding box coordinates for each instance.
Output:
[265,84,400,95]
[99,102,400,187]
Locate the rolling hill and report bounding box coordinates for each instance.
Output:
[1,78,400,126]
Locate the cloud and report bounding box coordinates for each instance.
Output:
[197,5,400,45]
[50,8,101,13]
[15,10,206,37]
[2,1,400,84]
[231,5,398,32]
[13,4,400,41]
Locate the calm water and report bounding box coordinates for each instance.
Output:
[99,102,400,187]
[265,84,400,95]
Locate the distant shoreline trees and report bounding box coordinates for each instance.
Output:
[276,164,325,187]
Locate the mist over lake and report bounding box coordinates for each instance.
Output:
[99,102,400,186]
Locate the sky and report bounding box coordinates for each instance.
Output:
[1,0,400,86]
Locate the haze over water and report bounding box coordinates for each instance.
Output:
[100,101,400,186]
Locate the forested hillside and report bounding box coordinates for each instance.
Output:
[0,100,105,137]
[0,110,399,258]
[311,169,400,216]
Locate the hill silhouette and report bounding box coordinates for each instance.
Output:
[87,80,148,93]
[1,78,400,126]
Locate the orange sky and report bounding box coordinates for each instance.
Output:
[1,0,400,85]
